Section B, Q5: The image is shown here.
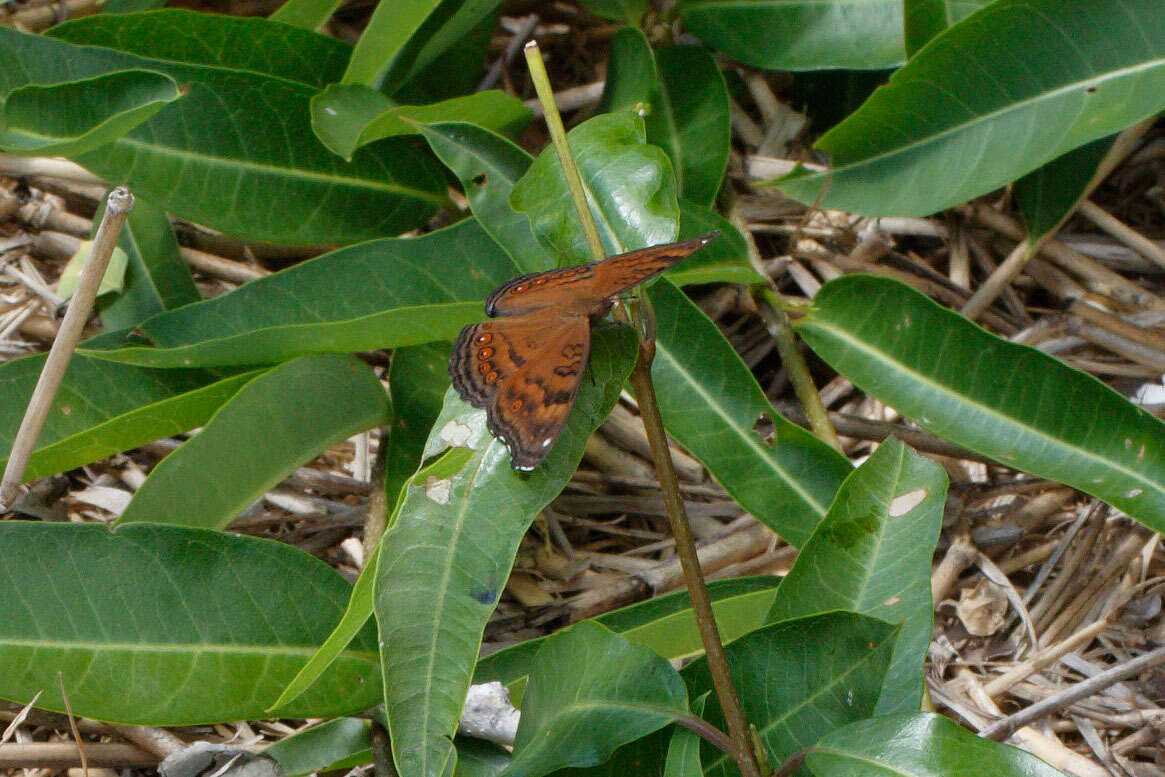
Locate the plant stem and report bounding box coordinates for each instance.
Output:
[756,289,842,452]
[674,714,732,754]
[522,40,606,263]
[627,353,764,777]
[0,186,134,511]
[523,41,763,777]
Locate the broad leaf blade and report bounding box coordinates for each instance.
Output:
[97,196,201,331]
[0,522,379,724]
[0,70,180,156]
[795,274,1165,528]
[506,622,688,777]
[117,354,389,529]
[684,612,897,775]
[1014,136,1114,240]
[81,219,519,368]
[777,0,1165,217]
[376,328,637,777]
[0,353,254,481]
[511,112,679,265]
[766,438,946,715]
[678,0,908,71]
[649,279,851,547]
[808,713,1071,777]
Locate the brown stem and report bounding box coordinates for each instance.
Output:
[674,713,733,754]
[627,344,763,777]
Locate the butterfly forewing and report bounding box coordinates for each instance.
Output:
[450,310,589,470]
[450,232,718,471]
[485,232,718,317]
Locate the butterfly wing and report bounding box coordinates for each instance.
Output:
[450,309,590,470]
[485,232,718,317]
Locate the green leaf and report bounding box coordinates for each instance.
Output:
[599,27,657,116]
[663,694,706,777]
[678,0,907,71]
[269,0,344,30]
[102,0,170,13]
[0,522,379,725]
[511,112,679,264]
[1014,136,1114,240]
[579,0,644,24]
[57,241,129,300]
[649,45,730,207]
[97,196,201,331]
[808,713,1071,777]
[683,611,897,775]
[474,577,780,703]
[0,70,180,156]
[117,354,390,528]
[505,622,688,777]
[265,718,372,776]
[343,0,445,87]
[312,84,530,160]
[384,342,452,504]
[648,279,851,547]
[270,547,380,713]
[387,1,500,103]
[777,0,1165,217]
[795,274,1165,529]
[7,15,446,244]
[903,0,994,56]
[0,353,254,482]
[376,327,636,777]
[418,121,552,272]
[671,201,763,287]
[51,9,350,87]
[766,438,946,715]
[80,219,520,368]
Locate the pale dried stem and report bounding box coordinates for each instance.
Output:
[0,187,133,510]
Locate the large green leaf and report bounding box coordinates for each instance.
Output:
[80,218,520,367]
[678,0,907,71]
[0,14,447,244]
[505,622,688,777]
[808,713,1070,777]
[97,196,201,331]
[117,354,390,528]
[766,438,946,715]
[777,0,1165,217]
[343,0,445,87]
[311,84,530,160]
[511,112,679,266]
[683,611,897,775]
[795,274,1165,528]
[376,328,636,777]
[648,279,851,546]
[474,577,781,703]
[0,70,180,156]
[418,121,550,273]
[0,351,254,482]
[601,30,730,207]
[904,0,995,55]
[49,9,351,86]
[0,522,379,724]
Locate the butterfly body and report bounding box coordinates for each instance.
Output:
[450,233,717,470]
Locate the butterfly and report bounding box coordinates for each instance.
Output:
[449,233,717,471]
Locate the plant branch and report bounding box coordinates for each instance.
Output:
[674,713,732,754]
[522,45,762,777]
[0,186,134,511]
[523,40,606,264]
[756,289,842,452]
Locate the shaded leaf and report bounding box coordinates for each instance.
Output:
[117,354,390,528]
[264,718,372,777]
[505,622,688,777]
[766,438,947,715]
[1014,136,1115,240]
[0,522,379,724]
[777,0,1165,217]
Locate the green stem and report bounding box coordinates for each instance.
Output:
[757,289,842,453]
[522,41,606,263]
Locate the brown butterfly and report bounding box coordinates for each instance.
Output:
[449,233,718,471]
